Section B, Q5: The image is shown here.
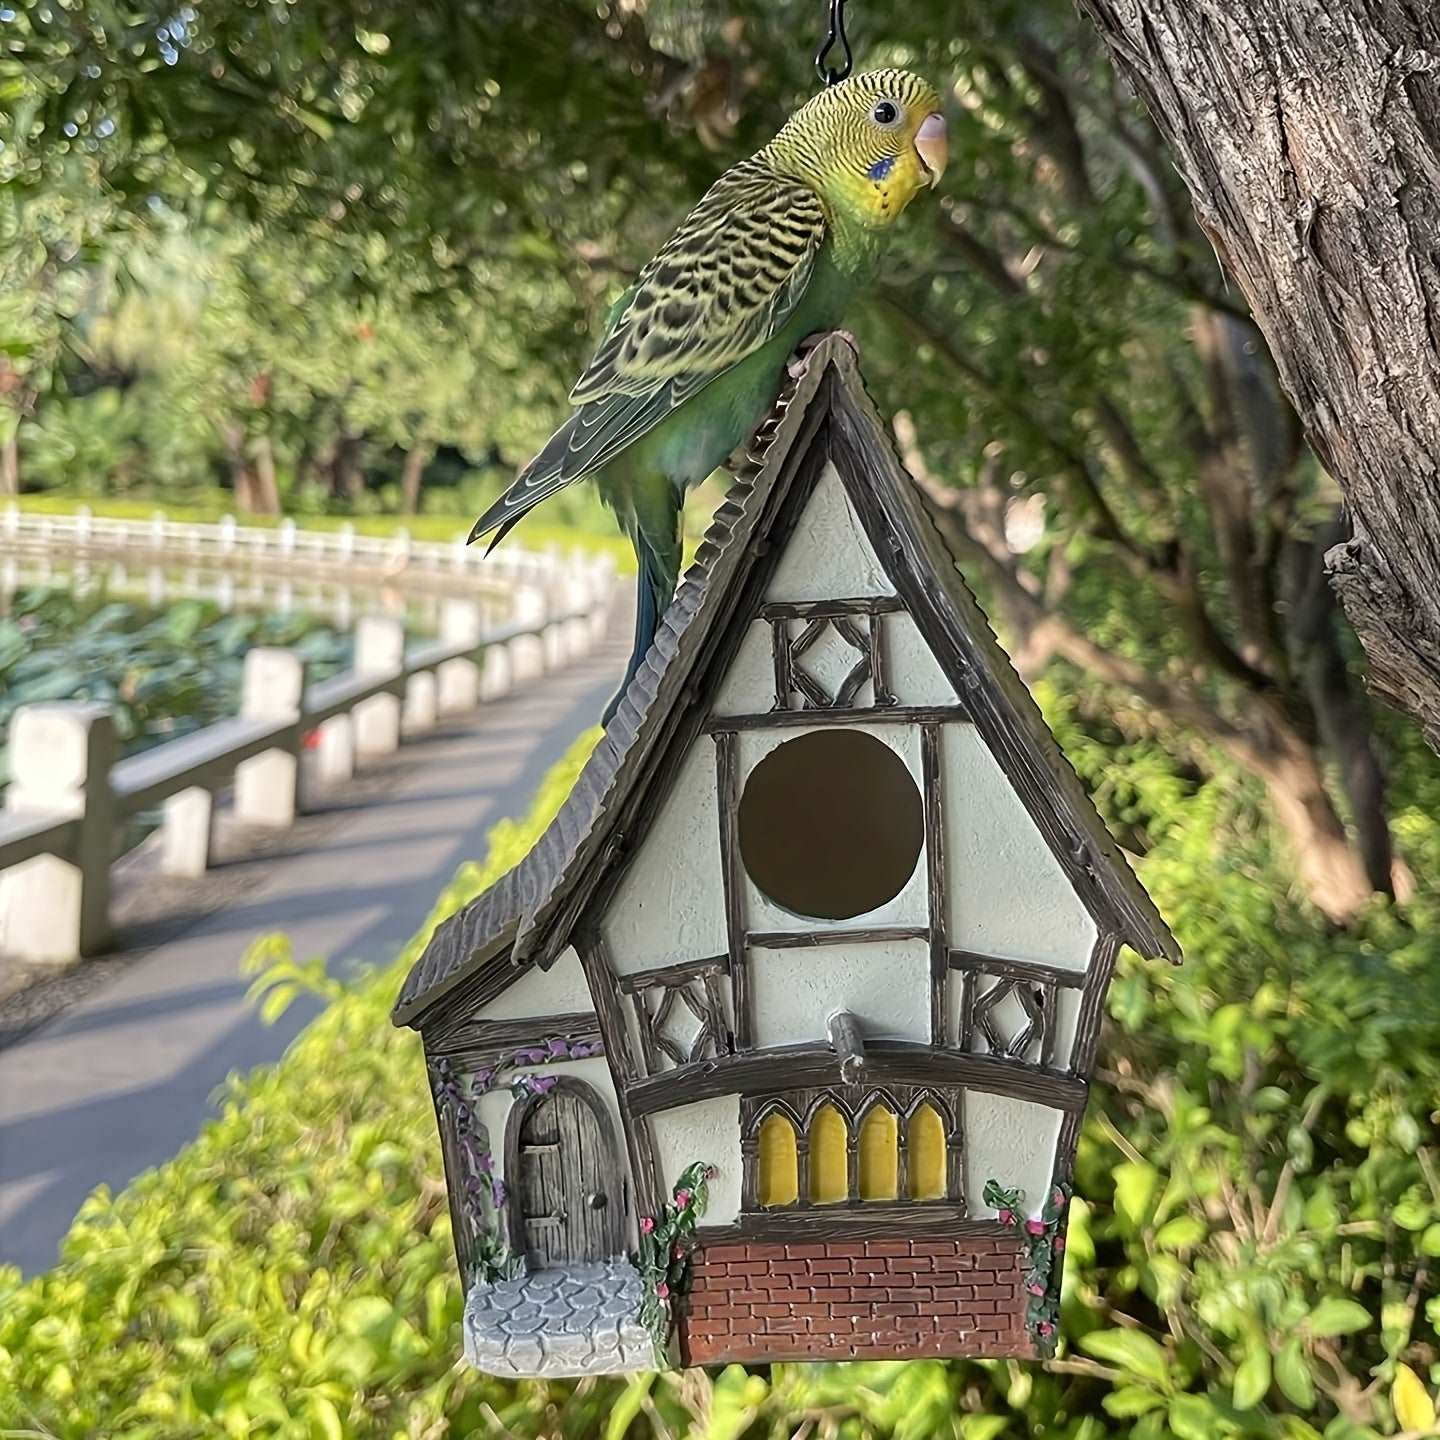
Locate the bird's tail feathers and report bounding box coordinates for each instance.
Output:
[467,416,584,548]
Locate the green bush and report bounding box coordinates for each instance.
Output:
[1,717,1437,1439]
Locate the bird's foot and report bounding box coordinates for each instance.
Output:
[788,329,859,377]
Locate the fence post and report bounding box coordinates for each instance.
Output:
[234,648,305,826]
[438,598,482,713]
[0,703,116,963]
[279,517,297,555]
[162,787,214,878]
[316,715,354,784]
[353,616,404,759]
[511,586,548,683]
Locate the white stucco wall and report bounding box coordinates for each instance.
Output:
[712,621,775,715]
[765,463,893,603]
[941,724,1096,970]
[603,745,728,976]
[882,611,959,707]
[749,937,930,1047]
[738,722,929,932]
[476,946,594,1021]
[965,1093,1063,1220]
[648,1097,743,1227]
[472,1055,623,1195]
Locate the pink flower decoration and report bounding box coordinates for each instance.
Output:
[674,1188,692,1207]
[655,1282,670,1300]
[1055,1236,1066,1253]
[998,1208,1015,1226]
[640,1216,655,1234]
[673,1243,684,1260]
[1052,1188,1065,1207]
[1027,1282,1046,1296]
[1038,1321,1055,1338]
[1025,1218,1046,1236]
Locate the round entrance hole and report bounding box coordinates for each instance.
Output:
[737,729,924,921]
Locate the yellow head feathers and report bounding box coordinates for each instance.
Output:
[765,68,948,228]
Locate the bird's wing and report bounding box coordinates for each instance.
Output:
[469,162,826,544]
[571,161,827,410]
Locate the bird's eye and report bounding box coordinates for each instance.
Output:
[871,99,901,127]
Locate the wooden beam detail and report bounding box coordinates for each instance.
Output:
[704,703,970,734]
[615,955,728,994]
[713,729,751,1050]
[920,721,947,1046]
[758,596,906,620]
[575,929,661,1221]
[625,1040,1086,1117]
[949,949,1087,990]
[1069,931,1122,1075]
[427,1010,600,1062]
[695,1212,1008,1243]
[748,925,929,950]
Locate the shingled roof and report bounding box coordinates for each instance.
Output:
[392,336,1178,1030]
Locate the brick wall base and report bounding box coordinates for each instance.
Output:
[679,1234,1035,1365]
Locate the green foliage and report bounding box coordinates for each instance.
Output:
[0,587,348,790]
[0,720,1435,1438]
[635,1161,716,1363]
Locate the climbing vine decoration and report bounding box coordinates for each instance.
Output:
[984,1177,1070,1351]
[429,1038,606,1287]
[635,1161,716,1364]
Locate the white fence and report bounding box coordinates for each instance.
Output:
[0,503,569,597]
[0,510,618,966]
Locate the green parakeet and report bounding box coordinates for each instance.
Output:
[470,68,947,720]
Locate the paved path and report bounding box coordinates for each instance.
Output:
[0,631,626,1274]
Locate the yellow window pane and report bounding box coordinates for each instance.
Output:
[908,1103,947,1201]
[758,1113,798,1208]
[809,1104,849,1205]
[858,1106,898,1201]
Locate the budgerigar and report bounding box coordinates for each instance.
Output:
[470,69,947,721]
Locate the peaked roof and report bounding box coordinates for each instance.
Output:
[393,336,1178,1030]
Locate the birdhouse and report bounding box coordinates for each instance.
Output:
[392,336,1179,1377]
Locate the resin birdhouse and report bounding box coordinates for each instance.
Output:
[392,335,1179,1376]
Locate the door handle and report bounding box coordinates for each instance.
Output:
[587,1191,608,1210]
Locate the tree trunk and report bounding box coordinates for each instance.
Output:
[224,423,257,513]
[1074,0,1440,752]
[251,435,281,516]
[0,431,17,496]
[399,440,432,514]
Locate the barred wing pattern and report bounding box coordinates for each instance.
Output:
[470,159,826,543]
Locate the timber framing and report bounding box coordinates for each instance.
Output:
[624,1040,1087,1118]
[394,336,1176,1033]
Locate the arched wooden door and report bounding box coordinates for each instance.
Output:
[506,1078,624,1267]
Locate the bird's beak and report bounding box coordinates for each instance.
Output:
[915,111,948,188]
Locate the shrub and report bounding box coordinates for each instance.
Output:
[1,714,1437,1439]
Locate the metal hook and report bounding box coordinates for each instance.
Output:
[814,0,853,86]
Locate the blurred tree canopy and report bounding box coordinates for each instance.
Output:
[1,0,1431,921]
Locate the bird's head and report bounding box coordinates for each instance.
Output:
[766,68,947,228]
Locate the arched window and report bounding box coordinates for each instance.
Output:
[858,1104,898,1201]
[757,1111,798,1208]
[809,1103,848,1205]
[908,1102,947,1201]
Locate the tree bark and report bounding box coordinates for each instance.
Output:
[1073,0,1440,752]
[251,435,281,516]
[0,432,17,496]
[399,440,432,514]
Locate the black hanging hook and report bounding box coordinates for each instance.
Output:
[814,0,853,86]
